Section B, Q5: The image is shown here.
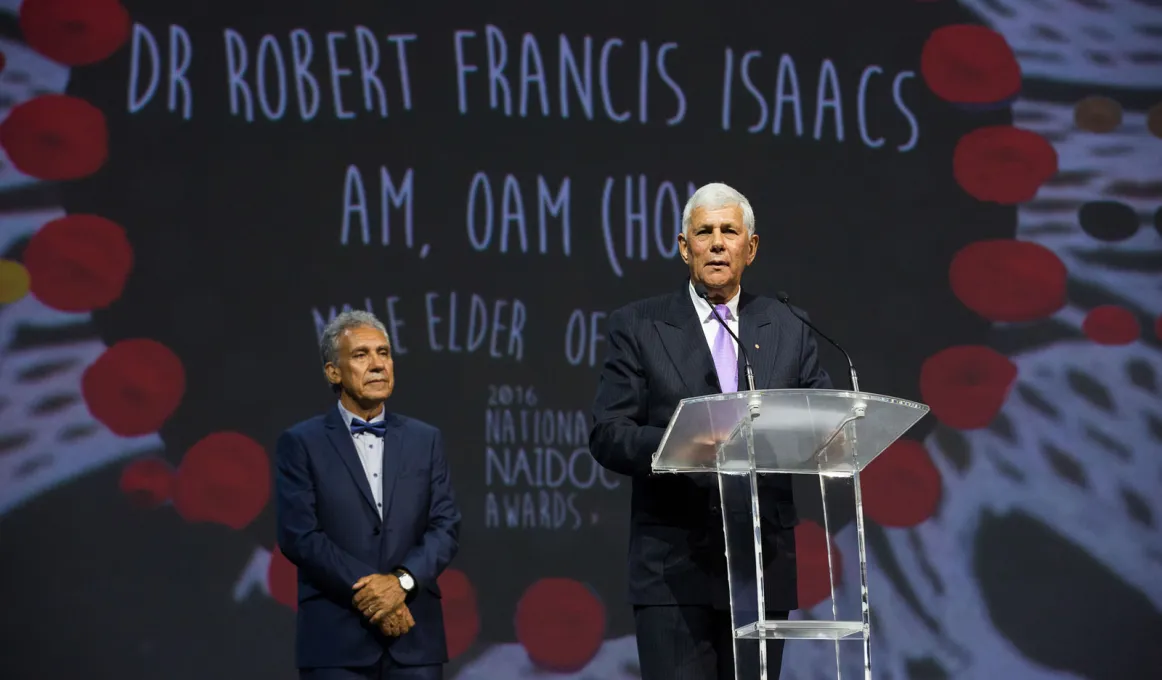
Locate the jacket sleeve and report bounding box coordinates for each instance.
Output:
[589,307,666,478]
[398,428,461,590]
[275,430,378,598]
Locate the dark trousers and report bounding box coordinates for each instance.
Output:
[634,605,787,680]
[299,656,442,680]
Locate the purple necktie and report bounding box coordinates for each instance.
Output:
[710,304,737,392]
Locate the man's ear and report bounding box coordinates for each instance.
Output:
[324,362,342,387]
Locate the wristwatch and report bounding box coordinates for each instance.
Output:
[393,569,415,593]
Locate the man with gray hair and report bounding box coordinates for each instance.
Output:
[276,310,461,680]
[590,182,832,680]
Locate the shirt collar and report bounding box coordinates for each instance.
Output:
[688,280,740,322]
[337,401,385,427]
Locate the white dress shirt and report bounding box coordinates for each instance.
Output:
[688,281,741,356]
[337,401,385,519]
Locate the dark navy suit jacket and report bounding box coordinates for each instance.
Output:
[589,284,831,611]
[275,406,460,669]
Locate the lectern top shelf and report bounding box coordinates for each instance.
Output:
[651,388,930,475]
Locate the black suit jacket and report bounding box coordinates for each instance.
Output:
[275,407,461,669]
[589,284,832,611]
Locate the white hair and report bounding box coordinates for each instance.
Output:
[682,182,756,236]
[320,310,388,368]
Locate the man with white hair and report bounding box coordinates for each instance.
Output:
[589,182,832,680]
[276,310,461,680]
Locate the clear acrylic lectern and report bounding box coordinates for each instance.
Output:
[651,389,930,680]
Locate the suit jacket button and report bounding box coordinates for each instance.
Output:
[373,527,381,535]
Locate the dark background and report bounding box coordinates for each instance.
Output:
[0,0,1159,678]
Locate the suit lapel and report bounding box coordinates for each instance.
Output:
[380,415,405,520]
[738,293,778,389]
[656,287,720,395]
[324,406,379,520]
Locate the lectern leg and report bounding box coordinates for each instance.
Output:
[851,472,873,680]
[719,471,775,680]
[818,472,842,678]
[800,473,872,680]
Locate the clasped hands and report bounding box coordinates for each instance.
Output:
[353,574,415,637]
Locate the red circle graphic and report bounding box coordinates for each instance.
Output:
[949,239,1067,322]
[1082,306,1140,345]
[920,345,1018,429]
[796,520,842,610]
[82,338,186,436]
[0,94,109,180]
[19,0,131,66]
[173,431,272,530]
[267,546,298,611]
[861,440,942,528]
[23,214,133,312]
[921,25,1021,104]
[119,456,176,508]
[515,577,606,672]
[953,126,1058,204]
[438,569,480,659]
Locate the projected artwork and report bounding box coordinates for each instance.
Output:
[0,0,1158,678]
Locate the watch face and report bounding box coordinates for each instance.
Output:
[400,574,414,590]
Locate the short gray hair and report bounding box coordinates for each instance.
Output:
[682,182,756,236]
[319,310,389,368]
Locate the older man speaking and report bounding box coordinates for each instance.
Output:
[589,182,833,680]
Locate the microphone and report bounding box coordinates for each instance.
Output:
[776,291,860,393]
[693,283,756,392]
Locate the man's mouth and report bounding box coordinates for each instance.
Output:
[707,260,729,267]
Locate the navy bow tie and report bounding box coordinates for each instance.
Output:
[350,418,387,437]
